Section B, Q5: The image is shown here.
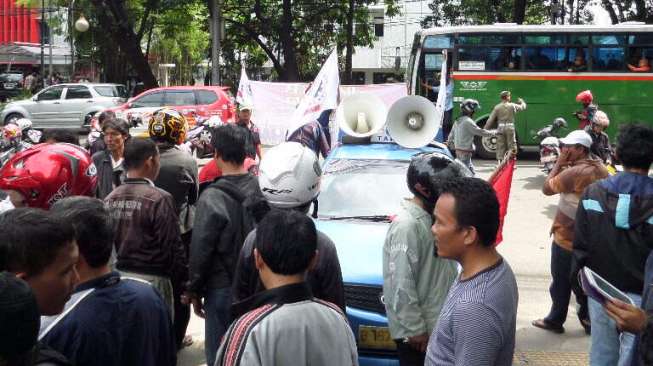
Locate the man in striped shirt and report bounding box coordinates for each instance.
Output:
[426,178,518,366]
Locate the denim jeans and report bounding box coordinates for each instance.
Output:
[588,293,642,366]
[204,287,232,366]
[545,242,588,326]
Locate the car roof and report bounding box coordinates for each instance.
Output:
[50,83,126,87]
[143,86,229,91]
[328,143,441,162]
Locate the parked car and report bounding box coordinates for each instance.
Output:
[0,73,24,101]
[0,83,127,129]
[108,85,236,137]
[315,141,451,366]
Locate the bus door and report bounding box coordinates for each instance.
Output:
[416,34,454,102]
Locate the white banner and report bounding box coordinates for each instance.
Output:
[236,66,253,106]
[249,82,407,145]
[286,49,340,137]
[433,50,448,137]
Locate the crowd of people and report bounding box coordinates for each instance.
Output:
[0,90,652,366]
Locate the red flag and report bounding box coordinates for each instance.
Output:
[488,158,516,245]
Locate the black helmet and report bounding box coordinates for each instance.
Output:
[460,99,481,115]
[407,151,472,211]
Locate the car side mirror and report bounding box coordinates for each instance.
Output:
[31,95,38,101]
[126,102,133,108]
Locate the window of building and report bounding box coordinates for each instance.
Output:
[65,86,92,99]
[351,72,366,85]
[374,16,384,37]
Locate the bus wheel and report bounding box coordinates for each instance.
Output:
[474,118,496,160]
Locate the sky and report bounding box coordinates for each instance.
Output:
[589,4,612,25]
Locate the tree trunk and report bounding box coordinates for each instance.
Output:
[490,0,505,22]
[90,0,158,89]
[343,0,354,84]
[279,0,300,81]
[633,0,647,21]
[567,0,574,24]
[512,0,527,24]
[600,0,620,24]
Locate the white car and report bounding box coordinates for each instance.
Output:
[1,83,127,129]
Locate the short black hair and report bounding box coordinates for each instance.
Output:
[101,118,129,136]
[123,138,158,171]
[0,208,75,275]
[212,124,247,165]
[255,209,317,275]
[98,110,116,125]
[50,197,113,268]
[440,177,500,248]
[42,129,79,145]
[616,124,653,170]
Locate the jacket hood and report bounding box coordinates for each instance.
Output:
[597,172,653,228]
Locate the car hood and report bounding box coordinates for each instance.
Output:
[314,219,389,286]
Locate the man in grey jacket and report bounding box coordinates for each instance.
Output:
[216,210,358,366]
[449,99,494,175]
[383,152,469,366]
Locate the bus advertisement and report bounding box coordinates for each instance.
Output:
[407,24,653,158]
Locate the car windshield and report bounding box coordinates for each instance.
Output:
[318,158,411,218]
[94,85,124,98]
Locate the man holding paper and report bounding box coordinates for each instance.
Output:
[572,124,653,366]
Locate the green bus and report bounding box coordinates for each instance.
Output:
[407,24,653,158]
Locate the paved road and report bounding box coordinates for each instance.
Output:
[177,154,591,366]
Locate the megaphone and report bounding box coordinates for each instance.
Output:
[386,95,439,149]
[336,93,388,139]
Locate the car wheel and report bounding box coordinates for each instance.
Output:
[4,113,23,125]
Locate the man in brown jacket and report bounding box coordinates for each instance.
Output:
[484,91,526,163]
[532,130,608,334]
[105,138,187,317]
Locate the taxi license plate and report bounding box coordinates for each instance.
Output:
[358,326,396,350]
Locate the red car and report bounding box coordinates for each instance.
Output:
[108,86,236,128]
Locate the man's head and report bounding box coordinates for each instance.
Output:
[574,55,585,66]
[254,209,317,284]
[238,105,252,124]
[616,124,653,171]
[0,272,40,365]
[559,130,591,162]
[123,138,160,180]
[50,197,114,271]
[42,129,79,145]
[460,98,480,117]
[407,152,471,213]
[97,110,116,127]
[500,90,511,101]
[102,118,130,155]
[591,110,610,133]
[0,208,78,315]
[212,124,247,170]
[432,178,500,261]
[639,57,650,68]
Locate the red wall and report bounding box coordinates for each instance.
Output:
[0,0,40,44]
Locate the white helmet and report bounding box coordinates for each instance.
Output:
[592,110,610,128]
[258,142,321,209]
[14,118,32,131]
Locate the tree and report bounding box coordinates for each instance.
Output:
[513,0,527,24]
[600,0,653,24]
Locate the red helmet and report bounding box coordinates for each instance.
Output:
[576,90,593,104]
[0,143,97,209]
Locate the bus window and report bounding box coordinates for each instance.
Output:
[526,47,565,70]
[593,34,627,45]
[627,47,653,72]
[458,47,520,71]
[629,33,653,45]
[423,35,452,49]
[569,35,590,45]
[458,34,520,45]
[524,34,565,45]
[593,48,625,71]
[567,48,588,72]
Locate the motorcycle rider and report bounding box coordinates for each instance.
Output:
[231,142,345,312]
[484,90,527,164]
[448,99,494,175]
[0,143,97,210]
[584,110,612,164]
[148,108,198,349]
[574,90,597,130]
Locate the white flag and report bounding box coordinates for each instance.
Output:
[286,48,340,137]
[432,50,448,137]
[236,66,253,106]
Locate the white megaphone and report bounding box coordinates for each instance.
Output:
[336,93,388,140]
[386,95,439,149]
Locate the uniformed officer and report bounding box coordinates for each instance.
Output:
[484,91,527,163]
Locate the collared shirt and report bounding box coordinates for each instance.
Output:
[383,199,458,339]
[217,282,358,366]
[485,100,527,130]
[39,271,175,366]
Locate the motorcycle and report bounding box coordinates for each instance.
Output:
[0,118,42,167]
[182,114,222,158]
[534,117,567,174]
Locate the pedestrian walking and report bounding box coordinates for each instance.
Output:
[383,152,468,366]
[426,177,518,366]
[572,124,653,366]
[449,99,494,174]
[216,210,359,366]
[532,130,608,335]
[484,91,527,163]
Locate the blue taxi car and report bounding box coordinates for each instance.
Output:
[315,141,451,365]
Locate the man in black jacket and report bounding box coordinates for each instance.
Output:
[105,138,187,317]
[572,124,653,366]
[231,142,345,312]
[187,124,261,366]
